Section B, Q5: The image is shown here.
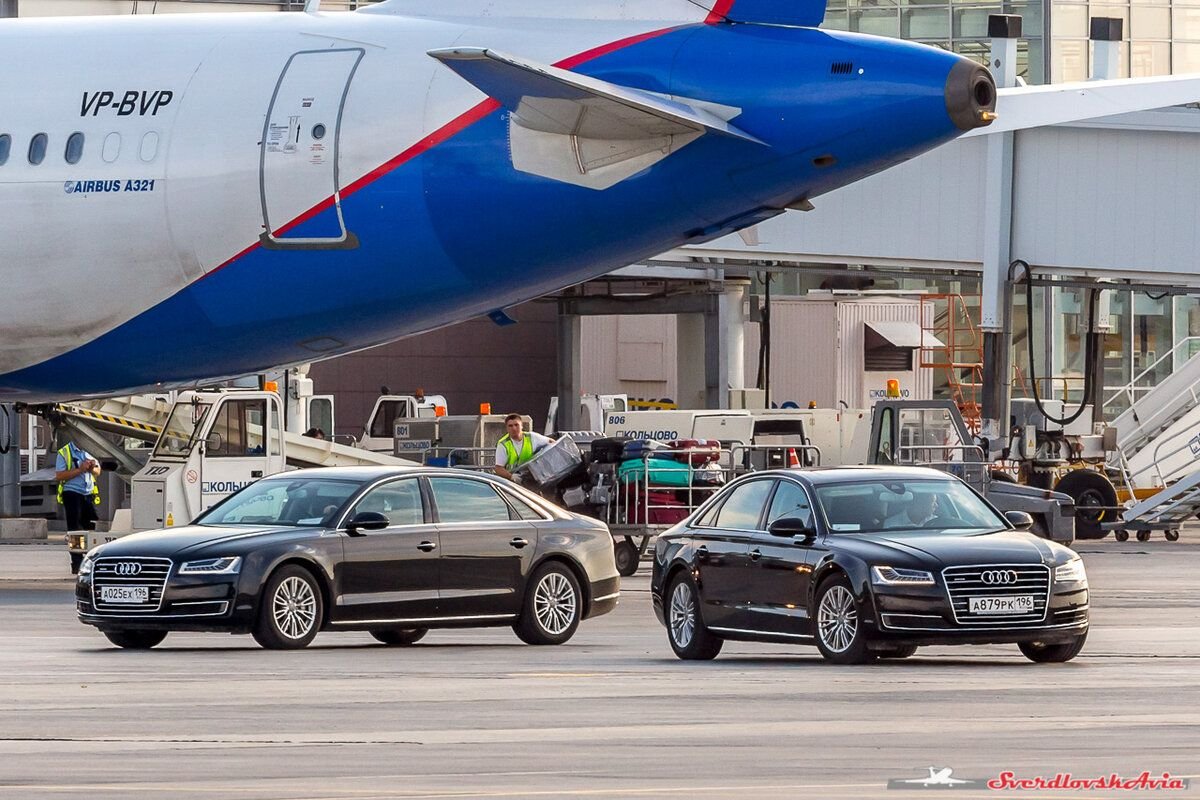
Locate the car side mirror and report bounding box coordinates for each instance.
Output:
[769,516,816,541]
[204,432,223,452]
[1004,510,1034,531]
[346,511,389,535]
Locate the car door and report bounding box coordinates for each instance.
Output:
[692,478,775,632]
[335,477,440,623]
[428,476,536,618]
[746,479,820,637]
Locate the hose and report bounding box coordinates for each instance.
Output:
[1015,259,1095,427]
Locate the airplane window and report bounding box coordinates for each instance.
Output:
[0,135,9,166]
[65,132,85,165]
[312,123,327,140]
[102,132,121,163]
[140,131,159,163]
[28,133,47,165]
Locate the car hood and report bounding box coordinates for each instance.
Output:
[828,528,1060,568]
[90,525,323,559]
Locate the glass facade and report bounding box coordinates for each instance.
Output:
[822,0,1200,85]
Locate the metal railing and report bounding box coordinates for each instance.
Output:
[896,445,989,492]
[1104,336,1200,410]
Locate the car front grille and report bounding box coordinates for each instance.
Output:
[942,564,1051,627]
[91,557,172,614]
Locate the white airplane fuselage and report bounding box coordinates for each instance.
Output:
[0,2,995,401]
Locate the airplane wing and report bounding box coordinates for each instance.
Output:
[962,74,1200,136]
[429,47,762,189]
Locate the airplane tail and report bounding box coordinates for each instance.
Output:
[696,0,828,28]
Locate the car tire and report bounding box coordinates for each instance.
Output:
[1054,470,1117,540]
[878,644,918,659]
[252,565,323,650]
[371,628,428,646]
[514,562,582,646]
[103,630,167,650]
[814,575,876,665]
[665,571,722,660]
[1114,529,1130,542]
[1019,632,1087,663]
[614,540,639,577]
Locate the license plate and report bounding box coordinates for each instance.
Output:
[100,586,150,604]
[969,595,1034,615]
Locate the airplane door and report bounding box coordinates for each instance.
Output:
[259,48,364,250]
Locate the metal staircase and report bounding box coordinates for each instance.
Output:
[1104,338,1200,533]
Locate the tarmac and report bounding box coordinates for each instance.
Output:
[0,531,1198,799]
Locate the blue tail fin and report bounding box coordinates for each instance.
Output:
[701,0,827,27]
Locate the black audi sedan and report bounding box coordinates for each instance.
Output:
[651,466,1089,664]
[77,467,619,649]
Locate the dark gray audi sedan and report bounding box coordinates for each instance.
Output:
[652,466,1089,664]
[77,467,619,650]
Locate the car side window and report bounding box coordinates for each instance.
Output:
[714,480,774,531]
[353,479,425,527]
[500,489,546,520]
[429,477,512,523]
[766,481,812,528]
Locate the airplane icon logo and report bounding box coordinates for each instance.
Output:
[888,767,981,790]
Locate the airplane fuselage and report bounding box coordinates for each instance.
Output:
[0,5,988,401]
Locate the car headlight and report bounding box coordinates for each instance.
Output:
[179,556,242,575]
[78,554,94,576]
[871,566,935,586]
[1054,557,1087,583]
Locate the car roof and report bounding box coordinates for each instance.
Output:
[257,465,495,483]
[766,465,959,485]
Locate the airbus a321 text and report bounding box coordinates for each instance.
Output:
[1,0,1195,401]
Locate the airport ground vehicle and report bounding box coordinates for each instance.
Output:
[77,466,619,650]
[651,466,1089,664]
[49,387,408,571]
[358,393,449,452]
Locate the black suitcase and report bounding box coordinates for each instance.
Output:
[590,437,630,464]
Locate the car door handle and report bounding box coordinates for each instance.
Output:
[749,549,762,561]
[417,541,437,553]
[509,537,529,549]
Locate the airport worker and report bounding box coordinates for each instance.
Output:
[55,440,102,534]
[494,414,554,481]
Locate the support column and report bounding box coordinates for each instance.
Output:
[980,14,1021,448]
[723,281,750,394]
[0,1,17,18]
[556,303,582,432]
[0,405,19,518]
[676,313,706,409]
[703,290,730,410]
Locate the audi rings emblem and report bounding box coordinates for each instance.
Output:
[981,569,1018,585]
[115,562,143,577]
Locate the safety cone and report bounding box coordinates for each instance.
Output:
[787,448,801,468]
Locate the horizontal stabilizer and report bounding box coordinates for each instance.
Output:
[428,47,762,144]
[698,0,828,28]
[962,75,1200,137]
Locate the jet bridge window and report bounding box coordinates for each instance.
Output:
[28,133,47,166]
[65,132,85,165]
[0,135,10,165]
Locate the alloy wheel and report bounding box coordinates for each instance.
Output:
[534,572,577,635]
[273,576,318,640]
[669,581,696,648]
[818,585,858,653]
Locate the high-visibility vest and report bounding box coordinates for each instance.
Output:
[57,444,101,506]
[499,434,535,469]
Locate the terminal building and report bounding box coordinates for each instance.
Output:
[6,0,1200,437]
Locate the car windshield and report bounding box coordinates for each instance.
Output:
[152,401,211,458]
[814,478,1006,534]
[196,478,360,527]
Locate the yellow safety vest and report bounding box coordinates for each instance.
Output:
[499,434,535,469]
[57,444,101,506]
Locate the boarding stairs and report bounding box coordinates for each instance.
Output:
[1104,338,1200,531]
